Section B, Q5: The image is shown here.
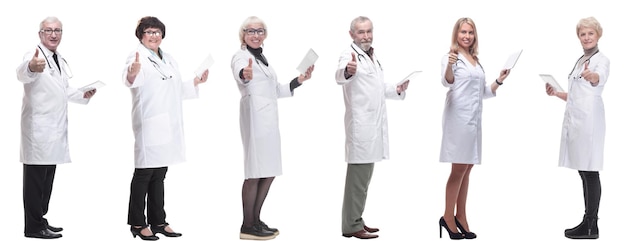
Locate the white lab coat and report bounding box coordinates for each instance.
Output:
[231,48,292,179]
[559,51,609,171]
[335,43,405,164]
[122,44,198,169]
[439,53,495,164]
[16,44,89,165]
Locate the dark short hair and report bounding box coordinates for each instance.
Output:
[135,16,166,41]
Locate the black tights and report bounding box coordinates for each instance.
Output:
[578,171,601,218]
[242,177,274,228]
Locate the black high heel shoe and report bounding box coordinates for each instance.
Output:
[151,223,182,237]
[454,216,477,239]
[130,225,159,240]
[439,217,463,240]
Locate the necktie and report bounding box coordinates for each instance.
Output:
[52,53,61,74]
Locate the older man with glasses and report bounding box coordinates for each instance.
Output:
[16,16,97,239]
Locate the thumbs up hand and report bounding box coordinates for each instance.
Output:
[28,48,46,73]
[243,58,254,81]
[447,46,459,65]
[346,52,357,76]
[580,61,599,86]
[128,52,141,76]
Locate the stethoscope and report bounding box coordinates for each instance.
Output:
[351,45,382,70]
[147,56,173,80]
[568,49,599,78]
[453,55,484,73]
[37,45,73,78]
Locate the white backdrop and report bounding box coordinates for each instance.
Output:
[0,0,623,240]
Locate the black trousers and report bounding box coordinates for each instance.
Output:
[127,167,168,226]
[23,164,56,234]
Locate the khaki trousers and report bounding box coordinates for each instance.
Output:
[341,163,375,234]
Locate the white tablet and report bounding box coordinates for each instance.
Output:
[539,74,564,92]
[296,48,318,75]
[397,71,422,86]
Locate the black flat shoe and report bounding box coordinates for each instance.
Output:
[25,228,62,239]
[46,225,63,233]
[131,226,159,240]
[240,224,276,240]
[257,220,279,235]
[151,223,182,237]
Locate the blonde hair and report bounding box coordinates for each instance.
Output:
[576,16,603,38]
[239,16,267,49]
[450,17,479,60]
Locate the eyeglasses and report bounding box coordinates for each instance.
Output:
[244,28,265,36]
[40,29,63,35]
[144,30,162,37]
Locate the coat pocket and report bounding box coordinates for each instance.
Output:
[32,115,63,143]
[352,111,377,142]
[142,113,172,146]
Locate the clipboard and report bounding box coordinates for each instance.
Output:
[296,48,318,75]
[397,71,422,86]
[195,54,214,78]
[539,74,564,92]
[78,80,106,92]
[503,49,523,69]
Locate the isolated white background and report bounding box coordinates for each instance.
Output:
[0,0,623,240]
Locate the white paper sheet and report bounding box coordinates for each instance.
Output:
[78,80,106,92]
[397,71,422,86]
[195,54,214,78]
[539,74,564,92]
[503,49,523,69]
[296,48,318,75]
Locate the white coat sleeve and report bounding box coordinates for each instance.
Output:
[483,83,495,99]
[593,54,610,86]
[440,54,454,88]
[276,82,292,98]
[181,80,199,100]
[171,58,199,100]
[122,51,146,88]
[384,83,405,100]
[67,86,89,104]
[16,51,39,84]
[335,50,354,85]
[231,51,251,85]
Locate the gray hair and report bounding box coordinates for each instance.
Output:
[239,16,267,48]
[39,16,62,30]
[350,16,372,33]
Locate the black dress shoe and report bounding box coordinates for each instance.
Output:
[151,224,182,237]
[25,229,62,239]
[46,225,63,233]
[342,229,378,239]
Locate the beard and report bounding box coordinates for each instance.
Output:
[356,41,372,51]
